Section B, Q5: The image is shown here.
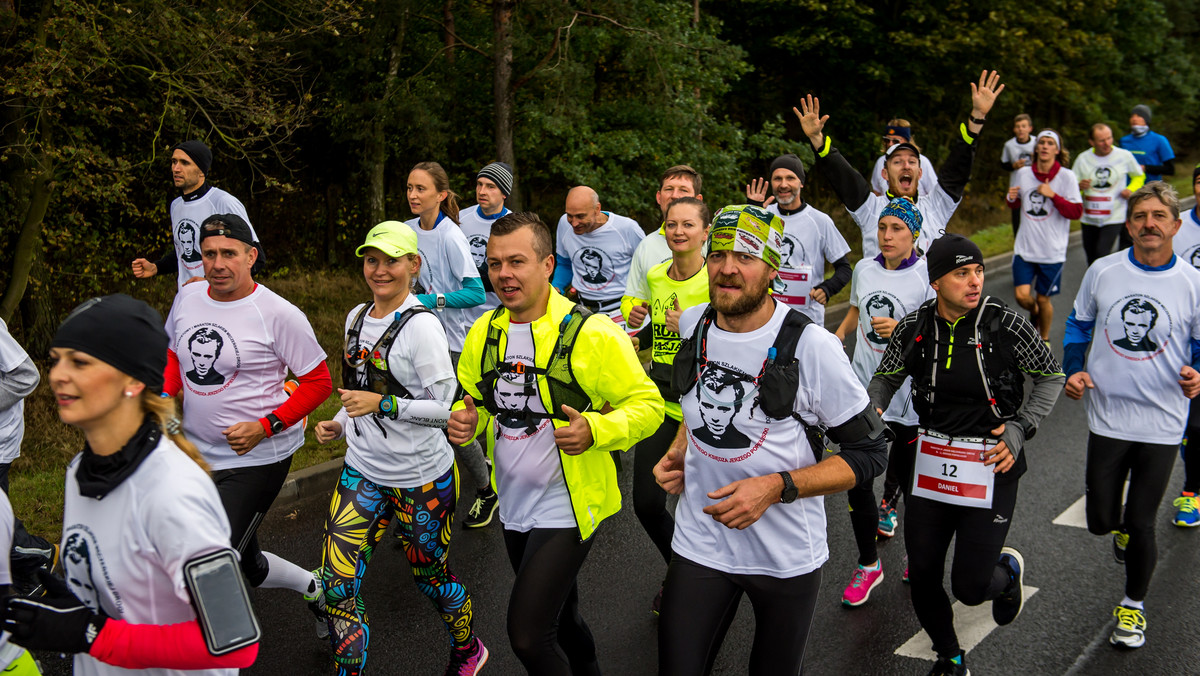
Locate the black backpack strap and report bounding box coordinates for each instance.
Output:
[768,309,813,368]
[342,302,375,390]
[672,304,719,398]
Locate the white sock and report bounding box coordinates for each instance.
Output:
[1120,596,1144,610]
[860,560,881,571]
[260,551,318,595]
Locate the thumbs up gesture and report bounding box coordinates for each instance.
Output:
[448,395,480,445]
[665,297,683,334]
[554,404,594,455]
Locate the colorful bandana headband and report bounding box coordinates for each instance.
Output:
[708,204,786,270]
[880,197,923,237]
[1036,129,1061,149]
[884,126,912,141]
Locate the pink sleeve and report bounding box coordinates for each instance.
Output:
[89,618,258,670]
[1051,194,1083,220]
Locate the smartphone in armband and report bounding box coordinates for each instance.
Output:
[183,549,262,655]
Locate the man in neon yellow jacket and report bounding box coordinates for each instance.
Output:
[449,210,663,675]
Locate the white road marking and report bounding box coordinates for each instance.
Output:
[1052,482,1129,529]
[895,586,1039,661]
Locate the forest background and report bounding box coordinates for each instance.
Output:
[2,0,1199,532]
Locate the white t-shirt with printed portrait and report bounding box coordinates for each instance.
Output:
[673,301,870,577]
[1002,137,1037,173]
[1011,165,1083,264]
[457,205,510,314]
[767,203,851,326]
[335,295,456,489]
[870,154,938,197]
[1072,147,1144,226]
[1173,207,1200,271]
[555,212,645,302]
[165,282,327,471]
[62,437,235,676]
[407,215,483,352]
[1073,251,1200,443]
[848,258,933,426]
[491,322,576,531]
[0,319,30,465]
[625,228,673,306]
[169,187,258,290]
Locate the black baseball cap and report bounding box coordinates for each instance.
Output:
[200,214,254,246]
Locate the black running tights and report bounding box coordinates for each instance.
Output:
[848,423,918,566]
[633,417,679,565]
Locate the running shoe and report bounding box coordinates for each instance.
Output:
[992,547,1025,626]
[1110,605,1146,649]
[877,500,899,538]
[304,569,329,640]
[902,553,910,584]
[926,651,970,676]
[841,564,884,607]
[1112,530,1129,564]
[445,636,489,676]
[463,487,499,529]
[1172,491,1200,527]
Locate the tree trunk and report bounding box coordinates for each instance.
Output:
[493,0,519,208]
[443,0,456,64]
[0,162,54,324]
[365,7,409,224]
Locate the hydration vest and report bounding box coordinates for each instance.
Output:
[342,303,434,399]
[476,305,595,428]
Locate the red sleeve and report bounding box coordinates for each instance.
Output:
[164,350,182,397]
[89,618,258,670]
[269,361,332,431]
[1006,195,1021,210]
[1051,194,1083,220]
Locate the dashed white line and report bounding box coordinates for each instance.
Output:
[895,586,1040,661]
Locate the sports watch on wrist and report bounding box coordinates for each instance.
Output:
[778,471,798,504]
[266,413,285,436]
[379,395,395,417]
[435,293,447,311]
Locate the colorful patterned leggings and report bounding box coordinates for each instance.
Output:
[319,463,473,675]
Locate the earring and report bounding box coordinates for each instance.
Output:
[124,391,135,398]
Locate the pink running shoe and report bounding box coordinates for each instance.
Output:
[841,564,884,607]
[445,637,488,676]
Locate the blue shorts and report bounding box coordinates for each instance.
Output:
[1012,255,1062,296]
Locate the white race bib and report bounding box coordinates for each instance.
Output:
[776,263,815,307]
[911,430,996,509]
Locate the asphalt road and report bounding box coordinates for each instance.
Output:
[38,236,1200,675]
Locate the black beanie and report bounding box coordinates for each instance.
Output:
[769,154,806,184]
[926,234,984,283]
[171,140,213,175]
[477,161,514,197]
[53,295,167,393]
[1131,104,1153,125]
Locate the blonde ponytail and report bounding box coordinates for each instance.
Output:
[143,394,209,473]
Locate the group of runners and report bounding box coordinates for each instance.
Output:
[0,66,1195,676]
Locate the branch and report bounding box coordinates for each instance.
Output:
[416,13,489,58]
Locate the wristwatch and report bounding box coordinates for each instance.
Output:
[379,395,395,418]
[435,293,447,311]
[265,413,285,436]
[778,471,798,504]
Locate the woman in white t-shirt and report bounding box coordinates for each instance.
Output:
[313,222,486,676]
[834,197,934,607]
[405,162,496,530]
[4,294,258,674]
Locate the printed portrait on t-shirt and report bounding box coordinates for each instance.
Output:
[60,528,122,614]
[577,248,611,286]
[495,355,546,438]
[692,367,754,450]
[863,294,897,345]
[412,247,430,295]
[1018,151,1032,166]
[779,235,807,269]
[1187,247,1200,271]
[1026,190,1049,218]
[1093,166,1113,190]
[177,221,201,263]
[1103,294,1170,360]
[186,328,226,386]
[468,235,494,293]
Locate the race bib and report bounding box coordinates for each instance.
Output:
[775,264,814,307]
[911,430,996,509]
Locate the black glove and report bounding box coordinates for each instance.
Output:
[4,569,108,653]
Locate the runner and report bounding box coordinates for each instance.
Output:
[553,186,646,333]
[0,318,56,597]
[1006,129,1082,341]
[1063,182,1200,649]
[5,294,260,672]
[623,166,703,341]
[745,153,852,325]
[0,463,40,675]
[795,70,1005,259]
[1120,104,1175,183]
[404,162,497,529]
[654,204,888,675]
[458,161,514,312]
[449,211,662,675]
[1000,114,1036,236]
[833,197,933,605]
[869,120,938,196]
[1170,165,1200,527]
[1073,123,1145,265]
[869,234,1064,676]
[131,140,263,289]
[163,215,333,630]
[621,197,710,612]
[312,221,486,675]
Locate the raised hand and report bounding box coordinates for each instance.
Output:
[970,69,1005,119]
[745,177,774,206]
[448,395,480,445]
[665,298,683,334]
[793,95,829,146]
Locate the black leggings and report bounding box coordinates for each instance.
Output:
[905,479,1018,659]
[1085,433,1177,600]
[1010,206,1021,237]
[634,417,679,565]
[211,456,293,587]
[1082,223,1123,266]
[503,527,600,676]
[1183,398,1200,493]
[659,555,822,676]
[847,423,918,565]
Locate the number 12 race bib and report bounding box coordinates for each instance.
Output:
[911,430,996,509]
[775,264,814,307]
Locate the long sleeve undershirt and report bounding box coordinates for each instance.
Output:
[417,277,486,310]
